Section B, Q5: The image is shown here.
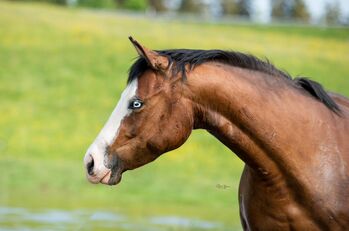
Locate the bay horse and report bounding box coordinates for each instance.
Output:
[84,37,349,230]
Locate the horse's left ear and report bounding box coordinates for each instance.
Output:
[128,36,170,71]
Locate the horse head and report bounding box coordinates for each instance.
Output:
[84,37,194,185]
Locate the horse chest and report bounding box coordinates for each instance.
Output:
[238,166,322,231]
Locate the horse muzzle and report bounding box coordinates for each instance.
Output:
[83,151,123,186]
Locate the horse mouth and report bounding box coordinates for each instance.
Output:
[85,167,122,186]
[99,171,112,184]
[100,169,123,186]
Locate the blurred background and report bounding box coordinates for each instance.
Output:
[0,0,348,230]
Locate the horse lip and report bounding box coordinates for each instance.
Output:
[101,152,125,185]
[100,170,112,184]
[97,167,123,185]
[86,167,111,184]
[86,174,102,184]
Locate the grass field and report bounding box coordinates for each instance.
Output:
[0,1,348,230]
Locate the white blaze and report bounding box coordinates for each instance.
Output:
[84,79,138,179]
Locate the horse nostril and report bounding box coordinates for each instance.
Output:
[87,156,95,176]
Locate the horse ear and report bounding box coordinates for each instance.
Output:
[128,36,170,71]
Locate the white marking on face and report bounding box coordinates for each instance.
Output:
[84,79,138,181]
[92,79,138,148]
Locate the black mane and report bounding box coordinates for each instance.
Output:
[128,49,340,113]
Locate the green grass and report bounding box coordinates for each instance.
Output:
[0,1,348,230]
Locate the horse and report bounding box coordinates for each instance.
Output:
[83,37,349,230]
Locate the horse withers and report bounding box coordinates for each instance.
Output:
[84,37,349,230]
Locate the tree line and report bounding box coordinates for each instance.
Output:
[9,0,345,25]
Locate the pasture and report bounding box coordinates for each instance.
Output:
[0,1,348,230]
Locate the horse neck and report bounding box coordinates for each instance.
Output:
[184,62,331,179]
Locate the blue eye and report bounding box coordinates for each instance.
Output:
[129,99,143,110]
